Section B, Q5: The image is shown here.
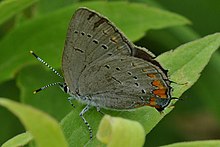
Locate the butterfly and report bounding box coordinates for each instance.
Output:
[31,8,175,139]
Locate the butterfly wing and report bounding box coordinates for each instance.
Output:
[62,8,136,93]
[62,8,171,110]
[78,55,171,110]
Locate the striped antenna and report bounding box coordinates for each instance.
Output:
[30,51,63,79]
[33,82,62,94]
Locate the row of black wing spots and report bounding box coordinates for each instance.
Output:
[74,9,107,65]
[85,12,113,48]
[107,60,157,95]
[84,8,134,56]
[85,21,135,62]
[79,9,135,68]
[84,20,121,65]
[107,57,155,80]
[122,68,156,83]
[74,12,116,89]
[113,65,156,81]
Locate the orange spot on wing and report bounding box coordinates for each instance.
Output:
[153,89,167,98]
[146,97,157,107]
[152,80,164,89]
[152,80,168,98]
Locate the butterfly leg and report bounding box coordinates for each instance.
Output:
[80,105,93,139]
[96,106,105,115]
[67,97,75,108]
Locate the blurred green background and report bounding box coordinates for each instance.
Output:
[0,0,219,146]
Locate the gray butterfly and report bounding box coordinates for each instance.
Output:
[31,8,174,140]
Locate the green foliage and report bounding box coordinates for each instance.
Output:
[0,0,219,146]
[96,115,145,147]
[0,0,37,26]
[162,140,220,147]
[157,33,220,97]
[0,98,68,147]
[2,132,33,147]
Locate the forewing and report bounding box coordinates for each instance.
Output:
[62,8,136,92]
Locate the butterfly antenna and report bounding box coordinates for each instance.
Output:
[33,82,62,94]
[30,51,63,79]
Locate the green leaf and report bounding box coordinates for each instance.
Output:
[0,80,24,145]
[157,33,220,98]
[60,33,220,146]
[37,0,78,14]
[96,115,145,147]
[0,1,189,84]
[0,0,38,26]
[162,140,220,147]
[61,104,170,146]
[188,52,220,119]
[2,132,33,147]
[0,98,68,147]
